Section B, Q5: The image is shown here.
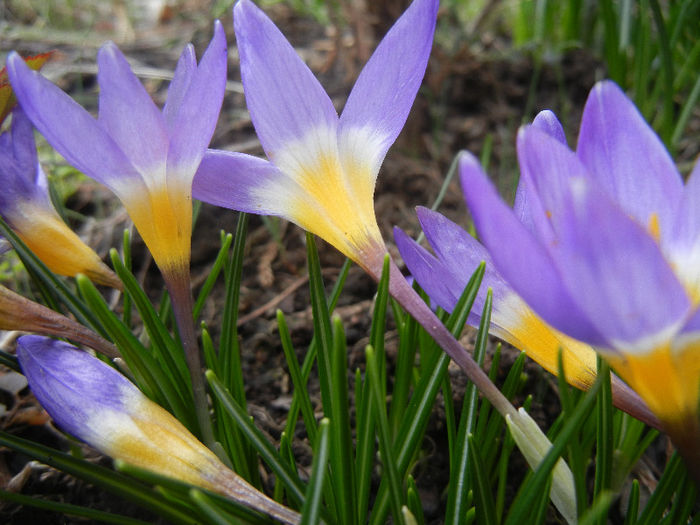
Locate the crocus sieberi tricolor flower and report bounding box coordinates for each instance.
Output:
[394,204,657,427]
[0,108,121,288]
[8,24,228,440]
[193,0,523,423]
[17,335,301,525]
[460,80,700,474]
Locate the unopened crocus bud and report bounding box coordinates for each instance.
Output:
[506,408,577,524]
[17,336,300,524]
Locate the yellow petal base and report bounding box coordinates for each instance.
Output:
[503,299,598,391]
[124,182,192,276]
[606,344,700,430]
[12,205,120,288]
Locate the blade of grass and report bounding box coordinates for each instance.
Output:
[300,418,331,525]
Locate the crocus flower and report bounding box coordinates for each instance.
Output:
[193,0,524,422]
[17,335,301,525]
[394,205,658,427]
[193,0,435,271]
[8,24,228,440]
[7,25,226,283]
[461,80,700,473]
[0,108,120,287]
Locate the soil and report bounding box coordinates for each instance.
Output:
[0,1,696,523]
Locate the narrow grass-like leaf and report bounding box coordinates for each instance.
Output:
[193,232,232,321]
[0,431,199,524]
[370,264,485,525]
[445,289,492,525]
[300,418,331,525]
[637,453,686,525]
[306,233,334,420]
[76,275,195,428]
[505,360,604,525]
[0,349,20,372]
[0,489,152,525]
[329,316,356,525]
[370,255,390,393]
[593,358,613,523]
[121,229,133,328]
[205,370,306,507]
[278,310,317,444]
[579,492,615,525]
[366,344,404,523]
[406,475,425,525]
[110,250,190,389]
[624,480,640,525]
[468,433,497,525]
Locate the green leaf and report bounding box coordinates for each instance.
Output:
[300,418,331,525]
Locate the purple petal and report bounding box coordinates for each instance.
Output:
[234,0,338,160]
[667,156,700,253]
[17,335,131,441]
[517,126,590,243]
[97,42,168,177]
[7,52,141,190]
[577,80,683,234]
[166,21,227,182]
[163,45,196,131]
[338,0,438,177]
[193,149,300,216]
[531,110,567,145]
[460,152,606,345]
[0,108,38,206]
[8,107,37,175]
[394,225,468,314]
[554,177,690,351]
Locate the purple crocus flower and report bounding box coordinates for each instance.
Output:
[191,0,526,429]
[395,206,656,425]
[461,80,700,472]
[0,108,120,287]
[395,206,599,390]
[193,0,437,271]
[8,24,228,436]
[7,23,226,283]
[17,335,300,524]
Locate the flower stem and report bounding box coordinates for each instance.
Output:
[165,268,215,447]
[365,251,519,420]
